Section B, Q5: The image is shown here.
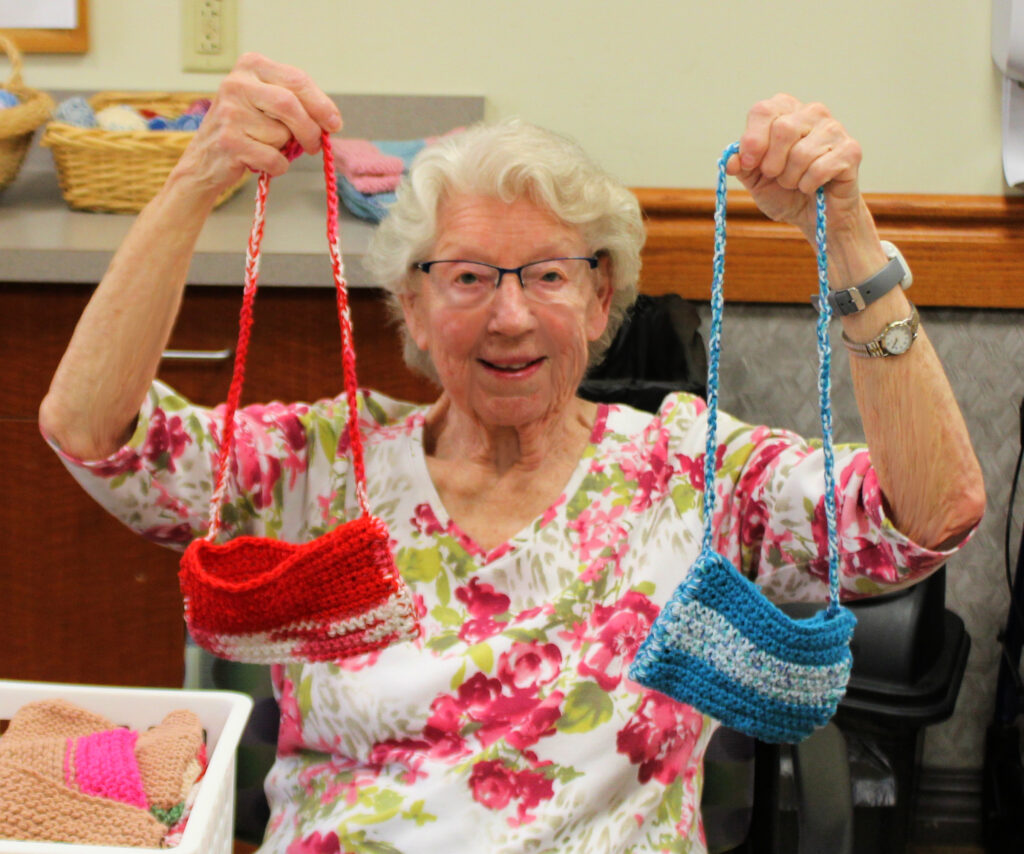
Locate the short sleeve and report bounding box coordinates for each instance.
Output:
[44,379,351,550]
[657,392,973,604]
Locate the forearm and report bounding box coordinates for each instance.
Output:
[40,55,343,462]
[828,229,985,548]
[39,168,221,460]
[728,94,985,548]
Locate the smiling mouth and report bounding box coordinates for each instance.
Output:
[479,357,546,373]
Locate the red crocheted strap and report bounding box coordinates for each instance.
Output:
[321,133,369,511]
[207,131,371,531]
[281,137,305,161]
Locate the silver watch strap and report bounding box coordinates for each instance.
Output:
[842,302,920,357]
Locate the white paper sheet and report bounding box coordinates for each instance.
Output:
[0,0,77,30]
[1002,78,1024,187]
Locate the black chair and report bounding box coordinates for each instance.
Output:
[835,568,970,854]
[761,569,968,854]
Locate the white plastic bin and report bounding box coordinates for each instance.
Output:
[0,679,253,854]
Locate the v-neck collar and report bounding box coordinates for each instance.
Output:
[406,403,611,565]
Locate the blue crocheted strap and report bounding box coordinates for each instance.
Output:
[813,188,842,614]
[704,141,842,612]
[627,644,850,744]
[699,142,737,553]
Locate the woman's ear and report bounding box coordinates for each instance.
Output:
[399,291,429,351]
[585,254,614,342]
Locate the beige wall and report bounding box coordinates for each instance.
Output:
[15,0,1005,194]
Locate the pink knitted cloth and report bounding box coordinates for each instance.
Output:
[331,129,465,194]
[332,138,404,193]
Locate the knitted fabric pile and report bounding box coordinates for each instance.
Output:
[332,129,462,222]
[0,699,206,847]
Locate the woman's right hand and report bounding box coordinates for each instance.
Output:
[171,53,343,199]
[40,55,342,461]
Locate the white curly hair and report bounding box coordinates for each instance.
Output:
[363,118,646,382]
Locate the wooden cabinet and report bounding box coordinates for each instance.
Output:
[0,283,433,688]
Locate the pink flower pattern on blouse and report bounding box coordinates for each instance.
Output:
[49,381,965,853]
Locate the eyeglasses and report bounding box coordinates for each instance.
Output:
[414,256,599,307]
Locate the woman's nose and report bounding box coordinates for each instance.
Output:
[487,272,536,333]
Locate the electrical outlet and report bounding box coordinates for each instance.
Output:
[197,1,222,54]
[182,0,237,73]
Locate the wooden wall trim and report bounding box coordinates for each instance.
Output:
[0,0,89,53]
[633,188,1024,309]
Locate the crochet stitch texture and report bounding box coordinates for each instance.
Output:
[628,142,857,744]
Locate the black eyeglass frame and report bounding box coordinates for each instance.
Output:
[414,256,599,290]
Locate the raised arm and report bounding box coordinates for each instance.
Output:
[39,53,341,461]
[725,94,984,550]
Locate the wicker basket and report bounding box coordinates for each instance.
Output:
[40,90,249,213]
[0,33,54,193]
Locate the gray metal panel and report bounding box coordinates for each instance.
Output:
[696,301,1024,769]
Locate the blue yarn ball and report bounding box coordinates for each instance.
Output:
[171,113,202,132]
[54,96,97,128]
[0,90,20,110]
[147,116,172,131]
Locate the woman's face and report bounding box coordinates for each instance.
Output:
[400,194,612,431]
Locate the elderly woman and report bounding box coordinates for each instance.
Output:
[40,55,983,853]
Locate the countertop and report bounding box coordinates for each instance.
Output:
[0,92,484,288]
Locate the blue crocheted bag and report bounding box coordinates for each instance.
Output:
[627,142,857,744]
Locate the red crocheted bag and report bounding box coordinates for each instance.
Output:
[179,134,419,663]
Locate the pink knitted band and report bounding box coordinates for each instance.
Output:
[68,729,148,809]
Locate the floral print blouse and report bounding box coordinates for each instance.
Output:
[50,380,962,854]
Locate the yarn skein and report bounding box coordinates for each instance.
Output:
[53,95,96,128]
[95,105,149,132]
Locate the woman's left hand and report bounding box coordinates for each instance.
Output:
[726,97,985,552]
[726,94,868,244]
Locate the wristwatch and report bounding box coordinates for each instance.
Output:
[812,240,913,315]
[842,302,920,358]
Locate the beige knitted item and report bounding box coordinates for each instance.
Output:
[136,708,205,810]
[0,763,167,846]
[0,699,114,788]
[0,699,113,742]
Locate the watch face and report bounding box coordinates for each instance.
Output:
[882,324,914,355]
